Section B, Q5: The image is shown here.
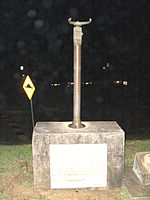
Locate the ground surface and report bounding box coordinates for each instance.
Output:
[124,167,150,198]
[0,90,150,199]
[0,114,150,199]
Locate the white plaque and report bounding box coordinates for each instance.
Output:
[49,144,107,189]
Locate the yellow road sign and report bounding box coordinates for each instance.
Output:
[23,75,35,100]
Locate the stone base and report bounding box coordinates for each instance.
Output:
[133,152,150,185]
[32,121,125,189]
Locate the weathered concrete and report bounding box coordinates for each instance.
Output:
[133,152,150,185]
[32,121,125,189]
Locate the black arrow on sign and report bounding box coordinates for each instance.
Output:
[25,84,33,89]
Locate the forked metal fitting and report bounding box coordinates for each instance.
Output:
[68,18,92,27]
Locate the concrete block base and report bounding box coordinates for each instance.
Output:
[133,152,150,185]
[32,121,125,189]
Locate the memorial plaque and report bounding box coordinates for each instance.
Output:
[49,144,107,189]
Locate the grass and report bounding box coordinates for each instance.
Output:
[0,137,150,199]
[125,138,150,167]
[0,145,32,175]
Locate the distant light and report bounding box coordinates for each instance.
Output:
[22,74,25,77]
[67,82,70,87]
[123,81,128,86]
[106,63,110,67]
[85,82,89,85]
[20,66,24,71]
[114,80,122,86]
[90,81,93,85]
[102,66,106,70]
[51,83,61,87]
[70,82,74,85]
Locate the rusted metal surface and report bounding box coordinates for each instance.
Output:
[68,18,92,128]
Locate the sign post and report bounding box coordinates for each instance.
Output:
[23,75,35,129]
[30,99,35,129]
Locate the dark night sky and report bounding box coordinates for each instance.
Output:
[0,0,150,106]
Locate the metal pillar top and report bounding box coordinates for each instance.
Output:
[68,18,92,27]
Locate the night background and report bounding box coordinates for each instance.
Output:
[0,0,150,143]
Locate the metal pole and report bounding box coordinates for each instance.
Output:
[69,27,84,128]
[68,18,92,128]
[30,99,35,129]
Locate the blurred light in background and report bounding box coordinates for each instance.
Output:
[20,65,24,71]
[123,81,128,86]
[51,83,61,87]
[114,80,128,86]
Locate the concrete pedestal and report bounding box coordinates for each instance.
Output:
[133,152,150,185]
[32,121,125,189]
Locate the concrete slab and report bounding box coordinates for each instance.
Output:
[133,152,150,185]
[32,121,125,189]
[124,166,150,198]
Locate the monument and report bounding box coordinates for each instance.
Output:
[32,18,125,190]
